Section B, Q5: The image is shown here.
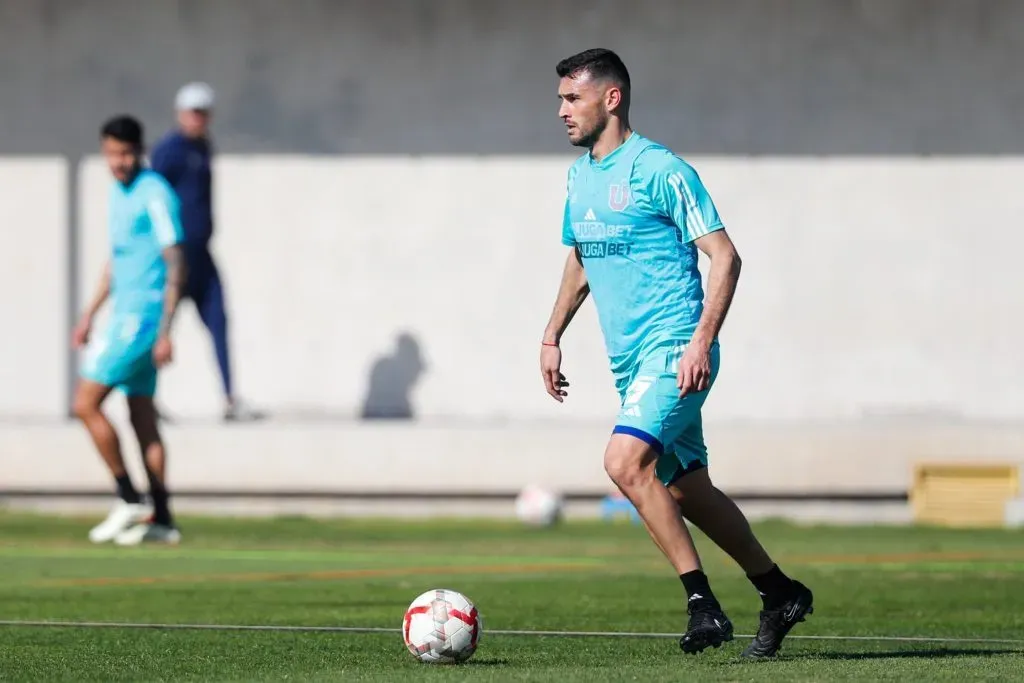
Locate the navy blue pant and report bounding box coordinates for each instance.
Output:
[183,247,232,399]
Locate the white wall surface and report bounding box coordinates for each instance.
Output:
[71,155,1024,423]
[0,158,68,417]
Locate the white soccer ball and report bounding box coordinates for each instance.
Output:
[402,588,482,664]
[514,484,564,527]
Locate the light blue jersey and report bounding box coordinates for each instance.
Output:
[562,132,723,379]
[80,169,183,396]
[560,133,726,483]
[108,169,184,316]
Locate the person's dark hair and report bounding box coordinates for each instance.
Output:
[100,115,144,147]
[556,48,631,95]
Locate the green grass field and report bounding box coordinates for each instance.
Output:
[1,511,1023,681]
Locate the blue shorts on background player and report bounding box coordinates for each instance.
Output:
[72,115,187,548]
[540,49,813,659]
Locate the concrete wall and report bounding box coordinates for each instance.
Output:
[2,1,1024,156]
[54,154,1024,423]
[5,154,1024,422]
[0,158,68,418]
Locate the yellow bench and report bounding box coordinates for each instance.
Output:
[911,463,1020,527]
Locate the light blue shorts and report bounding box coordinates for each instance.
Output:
[612,341,720,486]
[79,313,161,397]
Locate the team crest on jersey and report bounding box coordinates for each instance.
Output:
[608,180,630,212]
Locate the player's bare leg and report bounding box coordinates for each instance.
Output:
[603,434,733,653]
[115,396,180,546]
[73,380,124,477]
[604,433,701,572]
[73,379,150,542]
[668,469,773,575]
[668,469,814,659]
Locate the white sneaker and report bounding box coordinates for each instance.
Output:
[223,399,267,423]
[114,522,182,546]
[88,501,152,543]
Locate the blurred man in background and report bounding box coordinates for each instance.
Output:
[73,115,184,546]
[151,82,262,422]
[541,48,812,659]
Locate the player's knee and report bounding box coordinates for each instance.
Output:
[142,446,166,475]
[603,449,655,490]
[72,391,100,421]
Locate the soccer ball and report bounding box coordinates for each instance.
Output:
[514,484,564,527]
[402,589,482,663]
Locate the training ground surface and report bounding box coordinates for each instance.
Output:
[1,512,1022,681]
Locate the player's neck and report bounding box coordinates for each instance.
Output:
[589,120,633,163]
[119,166,142,187]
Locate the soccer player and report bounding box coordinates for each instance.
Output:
[541,49,814,658]
[72,115,185,546]
[150,82,261,422]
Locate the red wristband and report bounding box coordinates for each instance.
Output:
[541,341,559,347]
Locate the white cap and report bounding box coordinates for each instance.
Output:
[175,82,215,111]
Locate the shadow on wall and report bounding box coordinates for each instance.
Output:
[360,332,426,420]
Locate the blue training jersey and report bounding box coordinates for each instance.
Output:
[108,169,184,317]
[561,132,724,378]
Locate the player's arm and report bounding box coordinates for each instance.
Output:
[545,182,589,345]
[540,190,589,402]
[72,262,111,347]
[647,153,738,394]
[540,246,588,402]
[84,262,111,319]
[147,187,188,341]
[691,230,741,349]
[159,245,186,339]
[543,246,590,347]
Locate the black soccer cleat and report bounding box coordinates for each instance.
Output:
[741,580,814,660]
[679,597,734,654]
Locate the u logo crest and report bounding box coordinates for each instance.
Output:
[608,180,630,212]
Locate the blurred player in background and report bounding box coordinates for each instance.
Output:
[73,115,184,546]
[151,82,262,422]
[541,49,813,659]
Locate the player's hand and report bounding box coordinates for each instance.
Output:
[540,343,570,402]
[71,316,92,349]
[153,335,174,368]
[677,339,712,397]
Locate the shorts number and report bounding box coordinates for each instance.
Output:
[623,376,654,407]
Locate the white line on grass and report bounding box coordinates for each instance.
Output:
[1,620,1023,646]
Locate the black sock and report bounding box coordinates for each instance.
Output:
[146,469,174,527]
[680,570,717,604]
[115,474,141,504]
[748,564,795,608]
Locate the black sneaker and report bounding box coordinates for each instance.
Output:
[741,580,814,659]
[679,597,734,654]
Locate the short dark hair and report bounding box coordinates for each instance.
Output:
[100,115,144,147]
[556,48,631,94]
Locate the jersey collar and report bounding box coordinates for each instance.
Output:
[589,131,639,170]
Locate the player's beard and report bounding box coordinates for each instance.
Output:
[572,114,608,150]
[115,162,142,185]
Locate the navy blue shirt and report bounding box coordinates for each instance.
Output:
[150,131,214,247]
